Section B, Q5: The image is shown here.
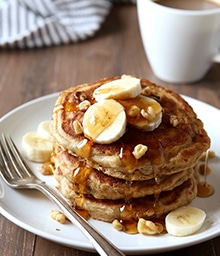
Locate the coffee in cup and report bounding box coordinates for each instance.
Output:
[155,0,220,10]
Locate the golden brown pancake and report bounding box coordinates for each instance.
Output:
[51,76,210,180]
[50,75,210,223]
[56,173,198,222]
[53,143,198,200]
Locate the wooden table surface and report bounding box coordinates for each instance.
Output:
[0,4,220,256]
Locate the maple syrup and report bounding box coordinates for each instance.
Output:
[153,197,165,217]
[75,208,90,220]
[39,161,54,175]
[119,146,138,172]
[119,220,138,234]
[197,182,214,197]
[73,165,92,193]
[197,151,214,197]
[74,139,92,159]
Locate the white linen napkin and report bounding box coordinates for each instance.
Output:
[0,0,135,48]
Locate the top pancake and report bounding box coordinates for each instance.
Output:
[51,76,210,180]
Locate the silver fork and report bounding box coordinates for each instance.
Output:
[0,134,125,256]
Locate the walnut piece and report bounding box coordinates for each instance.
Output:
[169,115,179,127]
[132,144,148,159]
[112,219,124,231]
[50,210,66,224]
[137,218,164,235]
[127,105,140,119]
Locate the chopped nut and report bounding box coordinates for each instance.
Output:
[140,109,150,120]
[137,218,164,235]
[132,144,148,159]
[74,91,87,101]
[142,86,151,96]
[127,105,140,119]
[170,115,179,127]
[73,120,83,134]
[147,106,156,118]
[112,219,124,231]
[78,100,91,111]
[141,107,155,121]
[50,210,66,224]
[38,161,54,175]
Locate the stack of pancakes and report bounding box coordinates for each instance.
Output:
[50,76,210,223]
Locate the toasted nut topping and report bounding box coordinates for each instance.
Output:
[112,219,124,231]
[132,144,148,159]
[141,107,155,121]
[73,120,83,134]
[137,218,164,235]
[38,162,53,175]
[170,115,179,127]
[147,106,156,118]
[50,210,66,224]
[142,86,151,96]
[127,105,140,119]
[74,91,87,101]
[140,109,150,120]
[78,100,91,111]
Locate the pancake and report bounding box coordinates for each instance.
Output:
[50,75,210,224]
[51,76,210,181]
[59,175,198,222]
[53,143,198,200]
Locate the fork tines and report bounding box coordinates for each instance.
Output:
[0,134,33,179]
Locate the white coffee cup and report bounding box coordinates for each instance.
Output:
[137,0,220,83]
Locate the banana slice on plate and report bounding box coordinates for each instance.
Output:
[93,75,142,101]
[165,206,206,237]
[37,120,54,142]
[22,132,53,163]
[83,99,126,144]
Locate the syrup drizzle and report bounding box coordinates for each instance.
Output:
[197,150,214,197]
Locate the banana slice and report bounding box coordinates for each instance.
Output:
[22,132,53,162]
[37,120,54,142]
[93,75,141,101]
[120,95,162,131]
[82,99,126,144]
[165,206,206,237]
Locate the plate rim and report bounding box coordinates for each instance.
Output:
[0,92,220,255]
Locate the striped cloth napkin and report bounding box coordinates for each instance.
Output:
[0,0,135,48]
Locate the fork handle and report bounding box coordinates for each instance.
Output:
[33,181,125,256]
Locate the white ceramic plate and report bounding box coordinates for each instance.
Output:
[0,93,220,255]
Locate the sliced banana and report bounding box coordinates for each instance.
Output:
[82,99,126,144]
[37,120,54,142]
[22,132,53,163]
[93,75,142,101]
[120,95,162,131]
[165,206,206,237]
